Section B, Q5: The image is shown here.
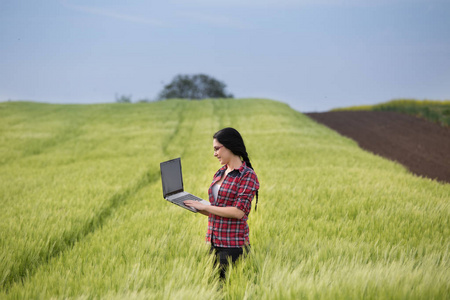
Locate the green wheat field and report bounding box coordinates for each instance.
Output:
[0,99,449,299]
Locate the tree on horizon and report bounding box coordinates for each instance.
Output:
[157,74,234,100]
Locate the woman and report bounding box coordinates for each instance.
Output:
[184,127,260,279]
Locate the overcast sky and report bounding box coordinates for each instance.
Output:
[1,0,449,112]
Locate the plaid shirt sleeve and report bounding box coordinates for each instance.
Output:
[206,162,260,248]
[233,171,258,215]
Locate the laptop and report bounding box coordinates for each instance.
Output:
[160,157,210,213]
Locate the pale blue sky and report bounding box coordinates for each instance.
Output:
[1,0,449,112]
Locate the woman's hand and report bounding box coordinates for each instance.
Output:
[184,200,208,211]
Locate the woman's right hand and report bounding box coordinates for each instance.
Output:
[184,200,208,211]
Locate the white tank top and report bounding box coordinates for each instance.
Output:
[212,183,220,201]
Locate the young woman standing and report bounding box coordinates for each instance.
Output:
[184,127,260,279]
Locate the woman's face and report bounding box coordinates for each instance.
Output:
[213,138,232,166]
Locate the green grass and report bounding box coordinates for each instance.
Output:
[332,99,450,126]
[0,99,449,299]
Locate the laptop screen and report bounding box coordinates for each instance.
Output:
[160,158,184,197]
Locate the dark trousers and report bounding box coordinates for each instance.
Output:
[210,244,250,279]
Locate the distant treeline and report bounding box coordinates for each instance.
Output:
[116,74,233,103]
[333,99,450,127]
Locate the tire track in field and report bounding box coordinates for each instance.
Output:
[212,99,233,129]
[212,100,224,129]
[0,109,86,165]
[161,101,187,157]
[161,101,196,159]
[2,168,160,292]
[23,121,84,156]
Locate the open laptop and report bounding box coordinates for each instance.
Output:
[160,157,210,213]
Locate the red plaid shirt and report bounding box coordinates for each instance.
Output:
[206,162,259,248]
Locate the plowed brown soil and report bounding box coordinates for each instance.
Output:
[306,111,450,184]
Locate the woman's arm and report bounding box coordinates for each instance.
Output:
[198,209,209,216]
[183,200,245,219]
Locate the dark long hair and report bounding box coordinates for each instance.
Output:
[213,127,259,210]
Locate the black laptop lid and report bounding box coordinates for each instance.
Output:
[160,157,184,197]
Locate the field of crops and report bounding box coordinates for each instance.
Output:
[1,99,449,299]
[332,99,450,126]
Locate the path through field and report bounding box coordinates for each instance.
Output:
[306,111,450,184]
